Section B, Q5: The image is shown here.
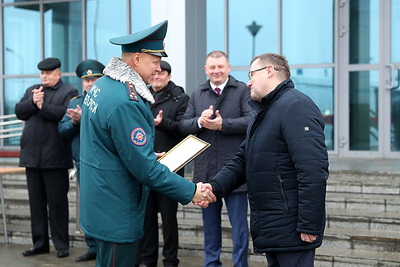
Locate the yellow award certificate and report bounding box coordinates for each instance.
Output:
[158,135,210,172]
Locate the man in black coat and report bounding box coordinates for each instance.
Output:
[202,53,329,267]
[15,57,78,258]
[180,51,254,267]
[136,61,189,267]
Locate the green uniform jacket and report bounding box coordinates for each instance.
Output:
[58,94,84,169]
[79,58,196,243]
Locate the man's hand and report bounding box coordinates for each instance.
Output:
[32,86,44,109]
[155,152,166,158]
[201,110,223,130]
[192,182,216,207]
[199,105,214,126]
[154,110,163,126]
[67,105,82,125]
[193,183,216,208]
[300,233,317,243]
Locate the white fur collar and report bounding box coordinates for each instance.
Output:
[103,57,154,104]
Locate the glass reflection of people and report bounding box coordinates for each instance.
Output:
[59,59,105,262]
[15,57,78,259]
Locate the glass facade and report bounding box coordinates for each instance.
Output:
[1,0,399,157]
[206,0,335,150]
[1,0,151,149]
[349,71,379,151]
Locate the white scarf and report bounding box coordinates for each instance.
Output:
[103,57,155,104]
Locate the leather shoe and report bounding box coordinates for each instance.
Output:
[75,251,97,262]
[56,249,69,258]
[22,247,49,256]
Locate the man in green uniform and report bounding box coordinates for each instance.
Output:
[58,59,105,262]
[79,20,215,267]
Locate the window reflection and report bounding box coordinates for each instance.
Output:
[5,78,40,116]
[87,0,127,65]
[44,2,82,73]
[228,0,277,66]
[206,0,225,52]
[392,87,400,151]
[131,0,151,32]
[4,5,40,75]
[349,71,379,151]
[391,0,400,63]
[349,0,379,64]
[282,0,333,65]
[292,68,334,150]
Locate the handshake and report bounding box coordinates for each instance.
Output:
[192,182,216,208]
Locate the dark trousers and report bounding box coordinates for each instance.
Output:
[137,190,179,267]
[96,239,137,267]
[266,249,315,267]
[201,192,249,267]
[25,168,69,250]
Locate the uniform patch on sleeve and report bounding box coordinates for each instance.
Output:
[130,127,147,146]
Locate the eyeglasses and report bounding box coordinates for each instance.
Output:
[248,65,280,80]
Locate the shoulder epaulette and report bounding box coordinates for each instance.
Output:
[70,95,82,101]
[125,82,139,101]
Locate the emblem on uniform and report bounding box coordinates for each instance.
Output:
[86,69,93,76]
[131,127,147,146]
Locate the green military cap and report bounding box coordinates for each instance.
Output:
[109,20,168,57]
[37,57,61,70]
[75,59,105,79]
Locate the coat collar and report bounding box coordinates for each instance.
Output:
[103,57,154,104]
[250,79,294,111]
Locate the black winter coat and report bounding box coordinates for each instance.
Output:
[151,81,189,176]
[15,80,78,169]
[210,79,329,253]
[180,76,254,193]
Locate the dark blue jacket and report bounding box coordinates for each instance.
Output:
[210,79,329,253]
[180,75,254,193]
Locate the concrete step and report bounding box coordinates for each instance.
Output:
[3,164,400,266]
[326,209,400,232]
[326,191,400,212]
[315,246,400,266]
[328,170,400,195]
[324,227,400,252]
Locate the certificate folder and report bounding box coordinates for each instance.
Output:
[158,134,210,172]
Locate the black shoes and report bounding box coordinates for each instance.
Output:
[22,247,50,256]
[56,249,69,258]
[75,251,97,262]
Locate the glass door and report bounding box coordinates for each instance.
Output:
[338,0,400,157]
[386,0,400,157]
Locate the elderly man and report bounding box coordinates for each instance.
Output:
[79,21,215,267]
[15,57,78,258]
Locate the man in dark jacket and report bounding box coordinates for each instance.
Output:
[136,61,189,267]
[58,59,105,262]
[204,53,329,266]
[180,51,254,267]
[15,57,78,258]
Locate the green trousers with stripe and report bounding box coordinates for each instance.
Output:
[95,239,138,267]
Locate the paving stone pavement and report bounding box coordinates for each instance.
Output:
[0,243,267,267]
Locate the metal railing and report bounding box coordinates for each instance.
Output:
[0,114,23,140]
